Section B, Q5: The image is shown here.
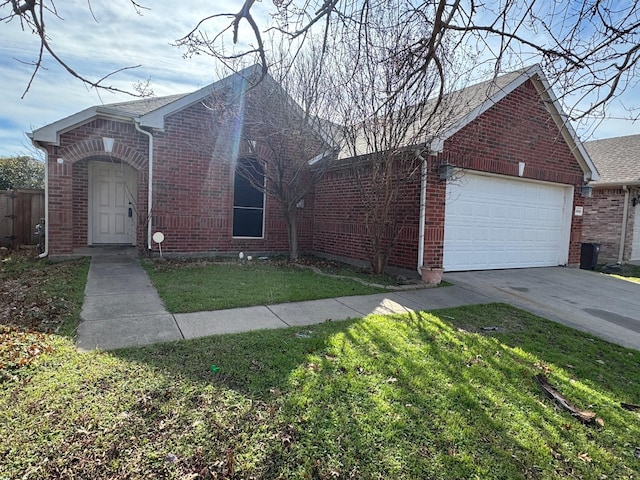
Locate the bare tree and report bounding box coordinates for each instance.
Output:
[2,0,147,97]
[178,0,640,124]
[205,49,335,261]
[326,6,464,274]
[6,1,640,123]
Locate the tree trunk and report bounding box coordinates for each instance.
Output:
[286,207,299,262]
[372,252,386,275]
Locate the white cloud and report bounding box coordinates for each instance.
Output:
[0,0,263,157]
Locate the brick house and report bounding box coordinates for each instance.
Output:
[29,66,329,260]
[582,134,640,264]
[30,64,598,275]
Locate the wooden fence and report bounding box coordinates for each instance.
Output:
[0,189,45,248]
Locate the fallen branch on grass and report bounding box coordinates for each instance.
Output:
[536,374,604,425]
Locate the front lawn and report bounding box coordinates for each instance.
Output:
[0,249,89,338]
[2,299,640,478]
[142,259,387,313]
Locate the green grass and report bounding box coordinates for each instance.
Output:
[2,298,640,478]
[609,264,640,284]
[3,255,640,478]
[143,260,386,313]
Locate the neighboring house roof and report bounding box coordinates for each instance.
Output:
[583,134,640,186]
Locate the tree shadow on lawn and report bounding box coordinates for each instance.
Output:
[108,303,640,479]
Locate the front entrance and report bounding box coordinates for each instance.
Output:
[89,161,138,245]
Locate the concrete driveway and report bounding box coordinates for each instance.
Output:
[445,267,640,351]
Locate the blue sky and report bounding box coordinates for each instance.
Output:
[0,1,637,158]
[0,1,243,157]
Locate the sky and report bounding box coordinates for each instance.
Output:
[0,1,638,159]
[0,1,250,157]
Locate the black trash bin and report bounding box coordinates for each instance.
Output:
[580,242,600,270]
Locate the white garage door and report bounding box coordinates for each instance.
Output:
[443,173,572,271]
[631,202,640,261]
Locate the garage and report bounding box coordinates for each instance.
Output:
[443,172,573,271]
[632,205,640,261]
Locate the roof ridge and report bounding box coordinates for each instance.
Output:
[103,92,188,108]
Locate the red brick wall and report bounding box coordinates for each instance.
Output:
[46,78,588,269]
[148,90,318,256]
[313,80,586,271]
[311,157,422,271]
[583,187,638,263]
[150,101,282,254]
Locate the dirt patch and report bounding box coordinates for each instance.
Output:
[1,250,75,332]
[1,249,87,380]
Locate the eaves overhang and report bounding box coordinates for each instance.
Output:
[30,106,136,146]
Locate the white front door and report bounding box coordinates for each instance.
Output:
[89,161,137,245]
[631,202,640,261]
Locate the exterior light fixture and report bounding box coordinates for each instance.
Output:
[579,185,593,198]
[438,163,454,181]
[518,162,525,177]
[103,137,115,153]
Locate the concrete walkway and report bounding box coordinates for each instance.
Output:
[77,253,182,350]
[77,254,491,350]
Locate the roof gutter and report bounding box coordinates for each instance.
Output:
[416,150,428,275]
[134,121,154,251]
[619,185,630,263]
[590,180,640,188]
[30,138,49,258]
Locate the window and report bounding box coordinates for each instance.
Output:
[233,157,265,237]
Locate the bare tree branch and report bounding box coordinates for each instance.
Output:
[4,0,148,97]
[185,0,640,123]
[4,1,640,123]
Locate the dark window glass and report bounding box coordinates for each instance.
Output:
[233,208,264,237]
[233,158,264,237]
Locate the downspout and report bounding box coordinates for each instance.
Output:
[618,185,630,263]
[134,122,154,251]
[416,152,427,275]
[31,140,49,258]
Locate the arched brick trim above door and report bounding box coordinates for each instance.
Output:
[58,138,148,170]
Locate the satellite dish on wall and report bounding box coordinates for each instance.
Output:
[152,231,165,258]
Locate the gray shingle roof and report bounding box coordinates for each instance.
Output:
[434,69,526,131]
[102,93,189,116]
[584,134,640,184]
[336,68,530,159]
